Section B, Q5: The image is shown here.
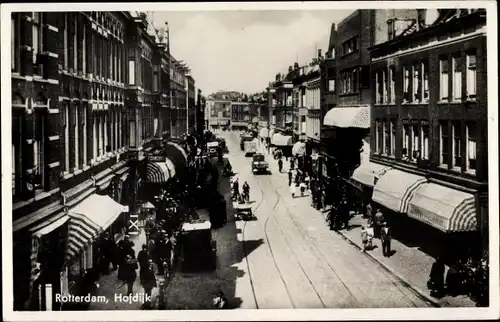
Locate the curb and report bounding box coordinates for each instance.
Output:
[335,229,443,308]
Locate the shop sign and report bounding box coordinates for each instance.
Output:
[146,149,165,162]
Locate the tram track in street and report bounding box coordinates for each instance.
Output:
[266,169,430,307]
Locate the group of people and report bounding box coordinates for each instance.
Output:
[232,177,251,204]
[359,204,392,255]
[287,167,310,198]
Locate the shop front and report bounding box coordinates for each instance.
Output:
[62,194,129,310]
[346,161,393,203]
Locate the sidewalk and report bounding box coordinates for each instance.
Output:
[90,228,166,310]
[265,152,476,308]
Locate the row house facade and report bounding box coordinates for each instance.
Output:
[231,102,250,129]
[169,58,187,138]
[206,99,232,130]
[186,74,196,134]
[366,9,488,259]
[9,11,194,311]
[268,68,294,134]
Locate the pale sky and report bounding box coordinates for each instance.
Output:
[152,10,354,95]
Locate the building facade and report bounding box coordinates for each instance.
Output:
[185,74,196,134]
[364,9,488,258]
[10,11,194,311]
[268,68,295,133]
[231,101,250,129]
[206,99,232,130]
[169,57,187,138]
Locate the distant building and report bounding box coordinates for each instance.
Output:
[231,101,250,130]
[206,99,232,130]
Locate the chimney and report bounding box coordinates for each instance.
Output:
[317,49,322,59]
[288,66,293,73]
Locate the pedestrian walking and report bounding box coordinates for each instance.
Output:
[122,255,138,295]
[278,158,283,173]
[288,170,293,186]
[365,202,373,220]
[290,158,295,170]
[361,225,371,252]
[141,260,157,308]
[290,183,297,198]
[137,244,150,274]
[374,209,384,238]
[380,222,392,257]
[428,256,445,297]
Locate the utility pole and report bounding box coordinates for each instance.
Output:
[166,22,173,138]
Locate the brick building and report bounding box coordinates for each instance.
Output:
[186,74,196,134]
[169,57,188,138]
[10,11,193,311]
[359,9,488,259]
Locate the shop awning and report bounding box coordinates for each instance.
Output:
[30,214,69,238]
[165,141,188,174]
[145,162,171,183]
[271,134,293,146]
[323,106,370,128]
[372,169,426,213]
[68,194,128,258]
[165,158,176,177]
[408,183,477,232]
[351,162,393,188]
[259,128,269,138]
[292,141,306,156]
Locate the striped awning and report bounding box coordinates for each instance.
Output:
[145,162,171,183]
[68,194,128,258]
[372,169,426,213]
[259,128,269,138]
[292,141,306,156]
[271,134,293,146]
[165,158,176,177]
[165,141,188,174]
[323,106,370,128]
[351,162,393,188]
[408,183,477,232]
[29,213,69,292]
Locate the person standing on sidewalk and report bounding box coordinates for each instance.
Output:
[365,202,373,220]
[141,259,157,309]
[288,170,293,186]
[374,209,384,238]
[278,158,283,173]
[380,222,392,257]
[428,256,445,297]
[137,244,150,276]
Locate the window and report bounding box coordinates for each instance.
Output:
[353,68,358,92]
[403,67,410,103]
[466,123,477,173]
[452,122,462,169]
[466,52,477,100]
[63,14,68,70]
[384,120,390,155]
[422,60,429,102]
[390,120,396,156]
[402,124,410,159]
[452,56,462,100]
[74,105,79,170]
[413,63,421,102]
[74,16,78,72]
[440,121,449,166]
[33,111,45,191]
[389,66,395,104]
[32,13,43,75]
[411,124,420,161]
[11,16,17,71]
[128,60,135,85]
[328,79,335,92]
[82,105,87,165]
[331,48,336,59]
[93,112,98,161]
[375,71,381,104]
[420,122,429,160]
[82,26,86,74]
[375,120,381,154]
[376,70,387,104]
[342,36,359,56]
[12,144,16,195]
[440,58,449,100]
[387,19,395,40]
[64,104,70,172]
[382,70,387,103]
[153,72,158,92]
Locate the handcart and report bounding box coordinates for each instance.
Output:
[233,202,254,221]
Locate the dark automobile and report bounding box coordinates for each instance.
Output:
[251,153,268,174]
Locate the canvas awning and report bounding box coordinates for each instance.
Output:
[408,183,477,232]
[323,106,370,128]
[259,128,269,138]
[67,195,128,258]
[145,162,171,183]
[351,162,392,188]
[165,141,188,174]
[372,169,426,213]
[271,134,293,146]
[292,141,306,156]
